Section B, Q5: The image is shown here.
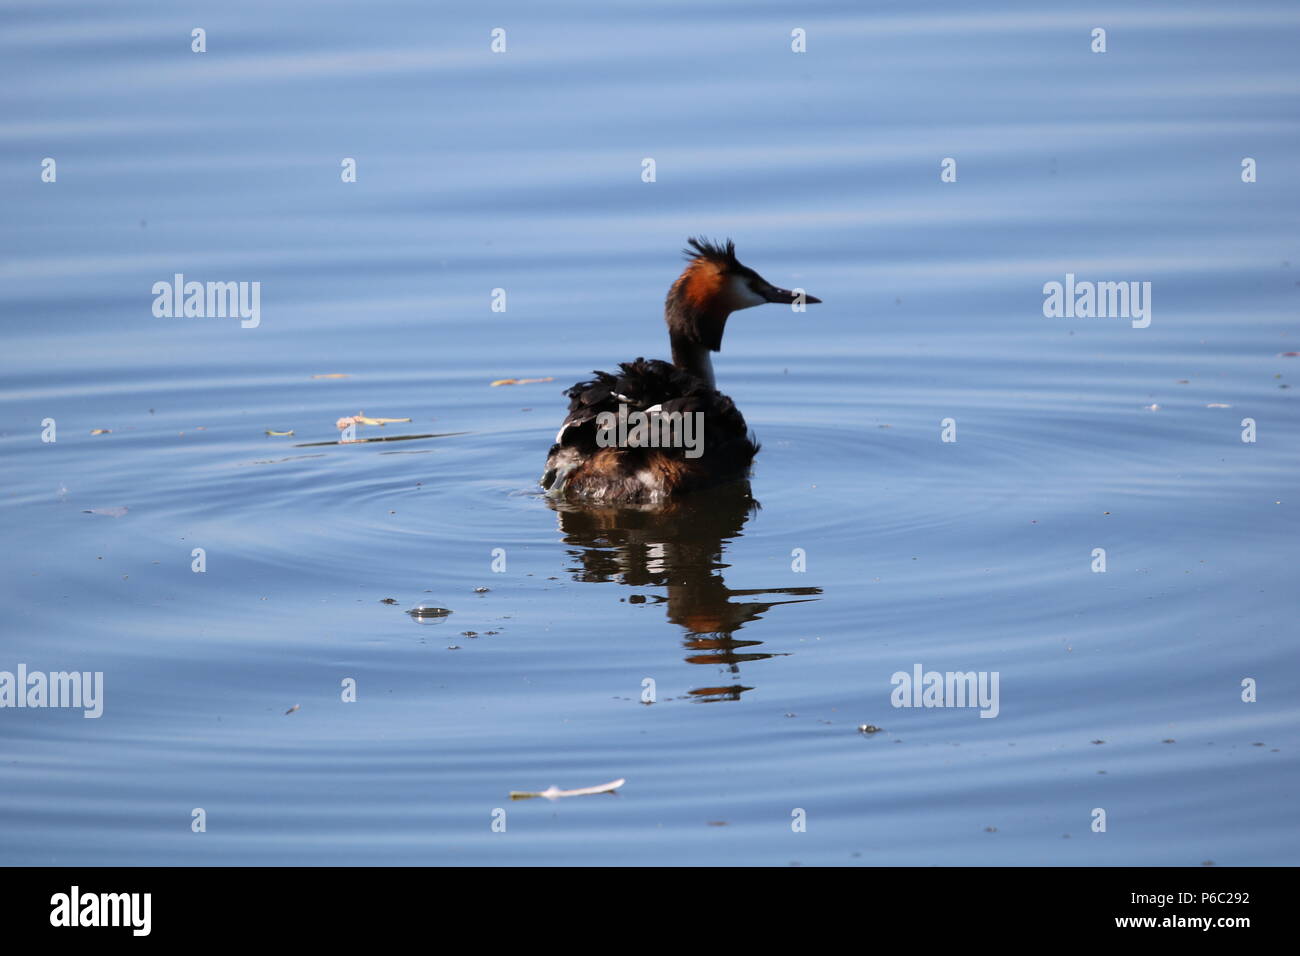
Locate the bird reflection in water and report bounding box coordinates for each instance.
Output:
[549,482,821,701]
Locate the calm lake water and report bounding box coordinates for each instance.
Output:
[2,0,1298,866]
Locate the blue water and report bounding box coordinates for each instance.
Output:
[1,0,1298,865]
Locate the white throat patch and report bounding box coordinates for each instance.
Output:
[726,274,767,311]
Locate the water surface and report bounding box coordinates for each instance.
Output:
[1,0,1298,865]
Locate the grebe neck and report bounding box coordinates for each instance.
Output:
[670,336,716,389]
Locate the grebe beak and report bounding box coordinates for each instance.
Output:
[762,285,821,305]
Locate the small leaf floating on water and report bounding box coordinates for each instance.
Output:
[265,429,295,436]
[509,778,625,801]
[490,377,555,387]
[83,506,128,518]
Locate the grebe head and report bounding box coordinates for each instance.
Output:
[664,237,820,386]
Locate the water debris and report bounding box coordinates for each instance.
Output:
[1143,404,1160,411]
[336,413,413,429]
[509,778,625,801]
[408,605,453,619]
[285,704,300,715]
[1205,403,1232,408]
[857,724,883,735]
[83,506,128,518]
[474,586,490,593]
[265,429,295,436]
[297,431,462,448]
[90,429,111,435]
[490,377,555,387]
[379,598,398,605]
[311,373,350,378]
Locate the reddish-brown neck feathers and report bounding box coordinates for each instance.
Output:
[672,259,728,317]
[666,258,730,355]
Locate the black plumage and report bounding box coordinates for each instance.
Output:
[540,358,758,502]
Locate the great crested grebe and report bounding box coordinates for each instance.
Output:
[541,238,820,502]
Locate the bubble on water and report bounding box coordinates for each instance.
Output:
[408,605,453,623]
